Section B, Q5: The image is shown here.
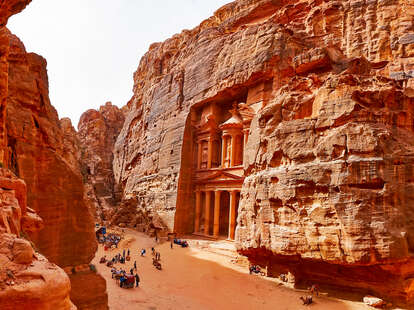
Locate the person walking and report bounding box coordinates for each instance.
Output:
[170,241,173,249]
[127,249,130,256]
[135,273,140,288]
[123,249,126,260]
[134,261,137,271]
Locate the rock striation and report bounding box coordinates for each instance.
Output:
[77,102,125,221]
[0,11,108,310]
[0,168,76,310]
[113,0,414,305]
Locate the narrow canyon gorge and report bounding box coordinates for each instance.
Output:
[1,0,414,309]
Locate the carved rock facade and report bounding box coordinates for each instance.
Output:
[113,0,414,305]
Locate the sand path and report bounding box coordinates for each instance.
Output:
[93,229,370,310]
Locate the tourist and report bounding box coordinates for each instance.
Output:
[170,241,173,249]
[123,249,126,259]
[135,273,140,287]
[130,268,134,275]
[119,275,126,288]
[127,249,130,256]
[140,249,146,257]
[134,261,137,271]
[309,284,320,296]
[111,267,116,278]
[151,247,155,255]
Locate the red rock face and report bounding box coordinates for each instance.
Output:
[113,0,414,305]
[0,3,77,309]
[0,168,75,310]
[0,0,33,168]
[77,102,125,221]
[0,0,32,26]
[4,32,108,309]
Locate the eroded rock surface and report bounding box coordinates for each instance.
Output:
[77,102,125,221]
[0,168,75,310]
[4,31,108,310]
[113,0,414,305]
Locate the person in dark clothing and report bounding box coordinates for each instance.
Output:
[135,273,140,287]
[120,275,126,288]
[130,268,134,275]
[170,241,173,249]
[134,261,137,271]
[127,249,130,256]
[123,249,126,259]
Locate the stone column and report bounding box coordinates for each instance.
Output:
[197,141,202,169]
[204,191,211,235]
[221,136,226,167]
[194,191,201,233]
[228,190,237,240]
[207,138,213,169]
[213,191,221,237]
[230,134,237,167]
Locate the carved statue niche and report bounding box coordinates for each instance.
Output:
[224,136,232,168]
[201,140,208,169]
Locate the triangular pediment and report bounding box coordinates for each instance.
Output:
[195,170,244,183]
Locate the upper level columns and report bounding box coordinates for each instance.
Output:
[220,132,243,168]
[197,141,203,169]
[230,133,237,167]
[207,138,213,169]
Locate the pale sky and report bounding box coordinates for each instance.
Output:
[8,0,230,127]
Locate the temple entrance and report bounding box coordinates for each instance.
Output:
[174,88,260,238]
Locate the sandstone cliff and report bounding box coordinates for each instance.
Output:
[77,102,125,221]
[0,2,76,309]
[0,168,75,310]
[2,21,108,310]
[113,0,414,305]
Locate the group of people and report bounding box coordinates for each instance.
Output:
[104,244,165,288]
[108,248,131,265]
[107,248,140,289]
[111,267,140,288]
[101,233,121,250]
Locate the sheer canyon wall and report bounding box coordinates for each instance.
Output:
[112,0,414,305]
[77,102,125,221]
[0,1,108,309]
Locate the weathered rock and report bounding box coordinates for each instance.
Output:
[77,102,125,220]
[4,31,108,309]
[112,0,414,306]
[12,238,34,264]
[0,241,76,310]
[0,169,75,310]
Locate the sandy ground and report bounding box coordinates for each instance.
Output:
[93,229,371,310]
